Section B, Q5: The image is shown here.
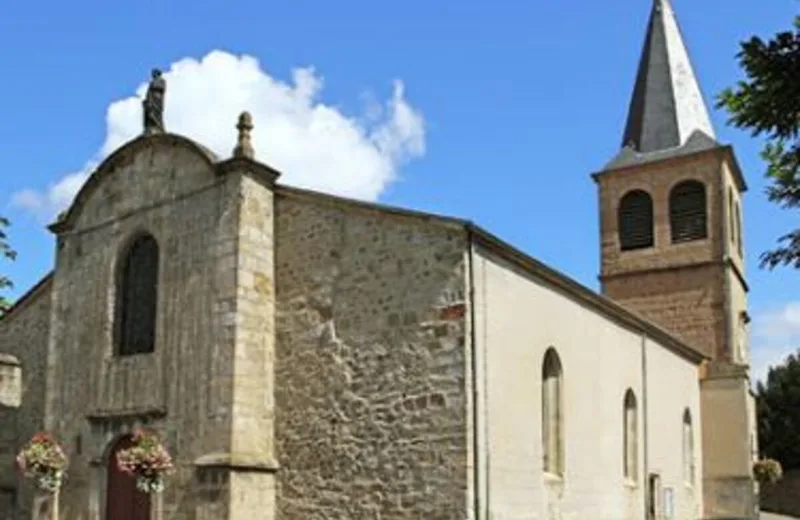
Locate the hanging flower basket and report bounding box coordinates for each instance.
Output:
[15,432,68,493]
[116,429,174,494]
[753,458,783,486]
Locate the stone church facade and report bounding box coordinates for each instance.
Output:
[0,1,758,519]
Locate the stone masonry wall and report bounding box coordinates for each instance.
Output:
[44,138,241,519]
[603,263,725,359]
[0,280,51,520]
[274,189,470,519]
[226,171,278,518]
[599,152,727,278]
[598,151,730,359]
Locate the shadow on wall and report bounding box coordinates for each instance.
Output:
[761,469,800,517]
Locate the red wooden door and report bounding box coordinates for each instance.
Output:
[106,435,151,520]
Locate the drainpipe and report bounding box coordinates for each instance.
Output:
[467,229,482,520]
[642,334,649,520]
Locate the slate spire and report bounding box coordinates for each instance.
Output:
[621,0,716,153]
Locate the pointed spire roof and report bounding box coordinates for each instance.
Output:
[621,0,716,153]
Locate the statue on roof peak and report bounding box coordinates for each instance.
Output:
[142,69,166,135]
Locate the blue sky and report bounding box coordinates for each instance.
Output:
[1,0,798,380]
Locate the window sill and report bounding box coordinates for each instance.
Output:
[113,351,156,359]
[543,472,564,485]
[107,351,157,363]
[624,479,638,489]
[619,245,655,253]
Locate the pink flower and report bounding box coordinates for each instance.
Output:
[16,432,67,492]
[116,430,174,479]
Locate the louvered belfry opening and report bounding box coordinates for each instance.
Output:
[670,181,707,243]
[116,234,160,356]
[618,190,654,251]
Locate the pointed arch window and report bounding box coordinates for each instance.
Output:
[623,389,638,482]
[670,180,707,243]
[682,408,695,485]
[115,233,159,356]
[618,190,654,251]
[542,348,564,476]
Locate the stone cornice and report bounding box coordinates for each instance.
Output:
[85,406,167,422]
[215,157,281,186]
[592,144,748,194]
[194,452,279,474]
[48,133,219,234]
[0,353,21,366]
[0,272,53,325]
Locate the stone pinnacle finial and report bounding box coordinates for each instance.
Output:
[233,111,255,159]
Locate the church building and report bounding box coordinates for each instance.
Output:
[0,1,758,519]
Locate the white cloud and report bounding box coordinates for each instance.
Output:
[751,301,800,384]
[11,170,96,221]
[10,50,425,221]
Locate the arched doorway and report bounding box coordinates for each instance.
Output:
[106,435,151,520]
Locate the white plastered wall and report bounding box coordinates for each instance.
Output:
[471,244,702,520]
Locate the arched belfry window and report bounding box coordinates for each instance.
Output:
[670,181,707,243]
[618,190,654,251]
[623,389,638,482]
[115,233,159,356]
[542,348,564,476]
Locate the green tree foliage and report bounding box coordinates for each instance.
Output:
[717,16,800,269]
[0,215,16,314]
[756,351,800,470]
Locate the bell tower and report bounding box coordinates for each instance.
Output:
[596,0,749,364]
[593,1,758,518]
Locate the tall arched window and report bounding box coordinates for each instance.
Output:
[670,180,707,243]
[682,408,695,485]
[738,312,750,364]
[115,233,160,356]
[728,188,735,245]
[623,389,638,482]
[618,190,654,251]
[735,202,743,257]
[542,348,564,476]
